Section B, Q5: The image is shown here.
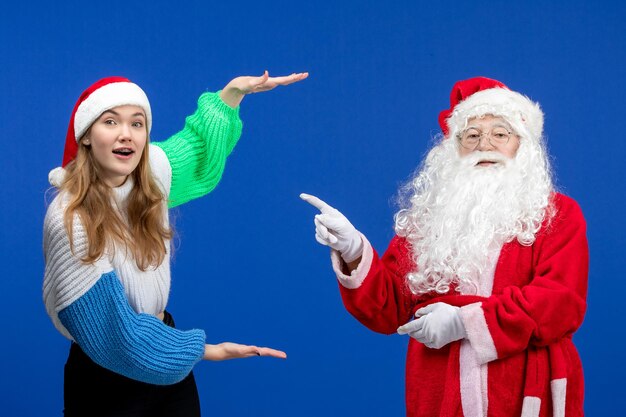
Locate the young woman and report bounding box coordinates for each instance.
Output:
[43,71,307,417]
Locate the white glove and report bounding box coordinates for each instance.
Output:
[397,302,466,349]
[300,193,364,263]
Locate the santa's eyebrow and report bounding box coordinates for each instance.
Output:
[464,122,513,131]
[491,122,512,130]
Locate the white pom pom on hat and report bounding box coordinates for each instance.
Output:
[48,167,66,188]
[48,76,152,186]
[438,77,544,144]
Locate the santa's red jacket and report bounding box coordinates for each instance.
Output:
[331,193,587,417]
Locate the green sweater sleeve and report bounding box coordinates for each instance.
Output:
[153,91,243,208]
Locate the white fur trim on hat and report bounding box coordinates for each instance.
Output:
[74,82,152,141]
[447,87,544,143]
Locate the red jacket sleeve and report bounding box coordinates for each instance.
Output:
[336,235,419,335]
[460,194,589,364]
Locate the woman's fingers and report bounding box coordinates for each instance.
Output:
[248,70,270,90]
[234,345,286,359]
[207,342,287,360]
[267,72,309,86]
[257,347,287,358]
[253,72,309,92]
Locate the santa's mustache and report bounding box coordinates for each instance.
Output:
[459,151,510,168]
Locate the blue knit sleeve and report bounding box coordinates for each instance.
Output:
[58,271,206,385]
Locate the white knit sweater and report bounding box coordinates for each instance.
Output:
[43,145,173,340]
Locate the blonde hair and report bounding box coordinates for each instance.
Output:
[60,135,172,271]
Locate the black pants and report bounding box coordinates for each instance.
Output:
[64,311,201,417]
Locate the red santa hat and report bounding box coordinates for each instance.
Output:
[438,77,544,144]
[48,76,152,186]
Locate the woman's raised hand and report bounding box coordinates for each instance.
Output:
[220,71,308,107]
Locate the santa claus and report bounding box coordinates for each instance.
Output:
[302,77,587,417]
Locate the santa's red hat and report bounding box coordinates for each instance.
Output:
[48,76,152,186]
[438,77,544,144]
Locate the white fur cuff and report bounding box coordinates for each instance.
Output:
[331,232,373,289]
[459,302,498,364]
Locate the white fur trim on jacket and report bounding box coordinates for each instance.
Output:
[551,378,567,417]
[521,396,541,417]
[331,232,373,289]
[458,302,498,364]
[460,339,488,417]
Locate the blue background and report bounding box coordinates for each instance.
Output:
[1,1,624,415]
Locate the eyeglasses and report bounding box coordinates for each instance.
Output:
[457,127,514,150]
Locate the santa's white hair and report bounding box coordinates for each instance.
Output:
[394,91,555,295]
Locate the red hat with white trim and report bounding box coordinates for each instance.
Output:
[48,76,152,186]
[438,76,544,144]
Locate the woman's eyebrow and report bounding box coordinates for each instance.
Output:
[100,109,145,118]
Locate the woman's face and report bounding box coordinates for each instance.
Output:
[82,105,147,187]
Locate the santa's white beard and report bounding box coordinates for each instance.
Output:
[395,139,552,295]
